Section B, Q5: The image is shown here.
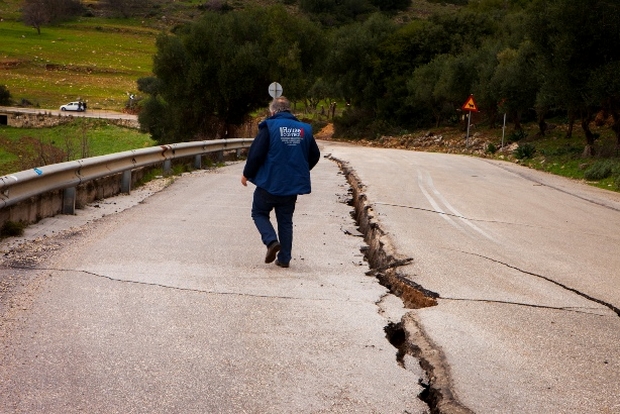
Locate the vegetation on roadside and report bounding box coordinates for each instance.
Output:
[0,220,26,238]
[0,119,155,175]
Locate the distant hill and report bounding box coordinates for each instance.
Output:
[1,0,461,26]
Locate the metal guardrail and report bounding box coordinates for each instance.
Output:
[0,138,253,210]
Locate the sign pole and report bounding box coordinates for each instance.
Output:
[466,112,471,148]
[461,95,478,149]
[502,112,506,148]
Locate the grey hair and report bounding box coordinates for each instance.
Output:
[269,96,291,114]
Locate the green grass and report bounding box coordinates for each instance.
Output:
[0,19,156,110]
[0,119,156,175]
[485,121,620,191]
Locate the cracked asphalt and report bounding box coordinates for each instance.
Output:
[2,141,620,413]
[325,142,620,413]
[0,151,427,413]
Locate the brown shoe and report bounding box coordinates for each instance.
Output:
[265,241,281,263]
[275,259,289,268]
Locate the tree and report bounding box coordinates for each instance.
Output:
[469,40,504,128]
[138,7,325,144]
[408,55,453,127]
[22,0,50,34]
[488,43,538,131]
[324,14,395,110]
[527,0,620,156]
[22,0,84,34]
[0,85,12,106]
[589,61,620,149]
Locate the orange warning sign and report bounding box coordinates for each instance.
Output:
[461,95,478,112]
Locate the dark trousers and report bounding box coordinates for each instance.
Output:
[251,187,297,264]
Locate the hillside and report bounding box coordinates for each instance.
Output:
[1,0,460,24]
[0,0,460,111]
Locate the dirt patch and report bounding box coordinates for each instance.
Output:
[0,59,22,69]
[317,123,497,157]
[315,123,334,140]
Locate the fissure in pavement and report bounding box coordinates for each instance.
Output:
[329,155,473,414]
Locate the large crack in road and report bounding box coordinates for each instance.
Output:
[330,153,620,414]
[330,155,474,414]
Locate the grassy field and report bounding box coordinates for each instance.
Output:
[0,119,156,175]
[516,124,620,191]
[459,121,620,192]
[0,19,157,110]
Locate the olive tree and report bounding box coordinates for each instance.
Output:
[138,6,325,144]
[527,0,620,155]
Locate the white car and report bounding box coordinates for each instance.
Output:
[60,101,86,111]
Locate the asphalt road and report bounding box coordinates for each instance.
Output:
[1,141,620,413]
[0,150,427,414]
[325,143,620,413]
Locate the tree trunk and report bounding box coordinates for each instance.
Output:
[513,111,522,131]
[581,111,596,157]
[433,108,441,128]
[610,110,620,152]
[566,110,576,138]
[488,108,498,130]
[537,107,548,136]
[217,121,229,140]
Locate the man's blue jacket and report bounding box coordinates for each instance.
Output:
[243,111,320,196]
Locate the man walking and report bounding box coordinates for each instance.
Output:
[241,96,321,268]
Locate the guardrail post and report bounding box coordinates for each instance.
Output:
[216,150,224,163]
[63,187,76,215]
[236,149,242,159]
[193,155,202,169]
[163,159,172,175]
[121,170,131,194]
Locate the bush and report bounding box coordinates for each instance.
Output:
[0,84,11,106]
[514,143,536,159]
[486,142,497,154]
[1,221,26,238]
[584,159,619,180]
[507,129,528,143]
[333,107,375,139]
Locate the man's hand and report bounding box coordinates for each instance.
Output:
[241,175,248,186]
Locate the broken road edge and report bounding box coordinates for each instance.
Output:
[328,154,475,414]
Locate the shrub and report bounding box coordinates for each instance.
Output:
[507,129,528,143]
[584,159,619,180]
[514,143,536,159]
[0,84,11,106]
[1,221,26,238]
[486,142,497,154]
[333,107,375,139]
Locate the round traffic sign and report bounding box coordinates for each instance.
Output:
[268,82,283,98]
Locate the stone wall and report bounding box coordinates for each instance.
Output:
[3,111,140,129]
